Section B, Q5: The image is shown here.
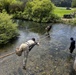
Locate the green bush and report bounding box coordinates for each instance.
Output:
[0,0,23,13]
[13,11,23,19]
[9,2,24,14]
[23,0,57,22]
[49,13,61,23]
[72,0,76,7]
[0,11,18,45]
[70,19,76,25]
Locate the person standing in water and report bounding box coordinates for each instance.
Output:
[45,25,52,36]
[69,37,75,54]
[16,38,39,70]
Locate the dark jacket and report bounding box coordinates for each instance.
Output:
[69,40,75,50]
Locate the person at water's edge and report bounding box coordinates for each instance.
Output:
[16,38,39,70]
[69,37,75,54]
[45,25,52,35]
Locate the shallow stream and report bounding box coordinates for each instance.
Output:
[0,20,76,75]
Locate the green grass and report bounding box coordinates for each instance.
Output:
[54,7,76,17]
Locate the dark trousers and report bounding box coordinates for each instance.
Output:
[70,47,75,53]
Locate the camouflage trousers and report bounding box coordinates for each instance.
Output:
[23,49,29,67]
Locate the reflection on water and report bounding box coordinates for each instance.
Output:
[0,20,76,75]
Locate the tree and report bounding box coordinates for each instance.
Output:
[23,0,56,22]
[51,0,72,7]
[72,0,76,7]
[0,0,23,13]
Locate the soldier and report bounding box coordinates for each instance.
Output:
[45,25,52,36]
[69,37,75,54]
[16,38,39,70]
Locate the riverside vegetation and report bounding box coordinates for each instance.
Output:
[0,0,76,45]
[0,0,60,45]
[0,11,18,45]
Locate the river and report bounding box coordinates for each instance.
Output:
[0,20,76,75]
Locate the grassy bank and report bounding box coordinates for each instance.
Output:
[53,7,76,25]
[54,7,76,17]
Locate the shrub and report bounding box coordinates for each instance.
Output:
[0,11,18,45]
[0,0,23,13]
[71,19,76,25]
[49,13,61,23]
[23,0,57,22]
[9,2,24,14]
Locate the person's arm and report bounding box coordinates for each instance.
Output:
[29,45,34,51]
[29,42,39,51]
[35,42,39,46]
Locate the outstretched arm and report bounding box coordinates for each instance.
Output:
[36,42,39,46]
[29,42,39,51]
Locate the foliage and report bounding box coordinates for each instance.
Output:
[0,0,23,13]
[0,11,18,45]
[9,2,24,14]
[13,11,23,19]
[72,0,76,7]
[22,0,59,22]
[51,0,72,7]
[70,19,76,25]
[49,13,61,23]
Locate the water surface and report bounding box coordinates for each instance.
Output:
[0,20,76,75]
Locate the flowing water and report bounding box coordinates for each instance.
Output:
[0,20,76,75]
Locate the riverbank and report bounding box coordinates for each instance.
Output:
[61,18,76,25]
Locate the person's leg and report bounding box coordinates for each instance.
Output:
[70,49,74,54]
[23,57,27,70]
[23,49,29,70]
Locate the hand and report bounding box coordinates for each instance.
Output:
[37,42,39,46]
